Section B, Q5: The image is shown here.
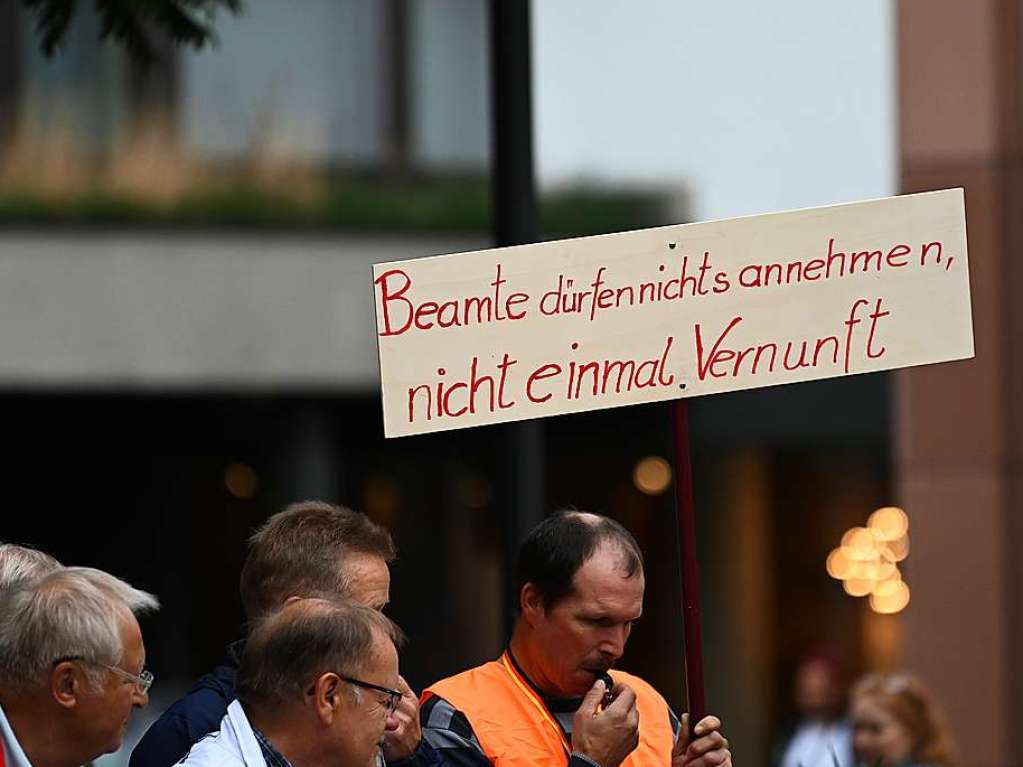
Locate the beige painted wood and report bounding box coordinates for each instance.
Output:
[374,189,971,437]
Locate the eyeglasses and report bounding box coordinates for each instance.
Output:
[53,656,154,695]
[339,674,402,715]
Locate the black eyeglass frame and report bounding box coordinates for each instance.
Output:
[338,674,402,714]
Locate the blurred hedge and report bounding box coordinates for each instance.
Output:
[0,175,675,238]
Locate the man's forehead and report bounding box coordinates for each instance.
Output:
[574,543,644,582]
[342,552,390,579]
[342,554,391,608]
[567,547,645,605]
[119,612,146,662]
[363,629,400,683]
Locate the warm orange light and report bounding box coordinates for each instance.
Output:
[826,548,853,579]
[868,506,909,541]
[633,456,672,495]
[831,512,910,604]
[847,562,873,580]
[884,535,910,562]
[871,577,901,597]
[840,527,879,561]
[849,527,877,550]
[844,578,874,597]
[874,562,898,581]
[224,462,258,499]
[839,545,860,563]
[870,581,911,614]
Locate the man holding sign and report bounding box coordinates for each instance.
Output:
[419,512,731,767]
[375,189,971,767]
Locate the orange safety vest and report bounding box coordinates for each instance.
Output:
[424,651,675,767]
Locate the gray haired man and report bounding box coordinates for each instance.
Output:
[0,566,159,767]
[0,543,60,591]
[179,597,402,767]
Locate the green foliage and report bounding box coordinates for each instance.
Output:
[0,176,672,237]
[22,0,242,62]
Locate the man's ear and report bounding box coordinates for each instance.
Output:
[311,672,342,726]
[50,662,82,709]
[520,583,546,626]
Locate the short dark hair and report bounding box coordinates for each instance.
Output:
[236,597,403,709]
[515,510,644,610]
[239,501,396,622]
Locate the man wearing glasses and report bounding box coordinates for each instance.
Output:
[0,566,159,767]
[178,598,403,767]
[132,501,433,767]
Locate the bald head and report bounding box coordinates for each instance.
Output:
[515,510,644,610]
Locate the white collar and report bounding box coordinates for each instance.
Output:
[0,701,35,767]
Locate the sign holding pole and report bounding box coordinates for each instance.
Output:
[372,187,972,727]
[672,398,705,726]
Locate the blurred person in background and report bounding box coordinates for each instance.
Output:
[179,597,403,767]
[0,543,61,590]
[421,510,731,767]
[0,566,159,767]
[775,652,854,767]
[131,501,436,767]
[850,672,956,767]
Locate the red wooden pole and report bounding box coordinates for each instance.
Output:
[671,398,705,731]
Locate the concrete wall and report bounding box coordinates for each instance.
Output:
[0,231,483,389]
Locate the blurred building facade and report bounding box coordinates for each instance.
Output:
[3,3,1000,767]
[898,1,1023,765]
[3,0,490,170]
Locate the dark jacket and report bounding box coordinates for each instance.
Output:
[130,642,243,767]
[130,640,446,767]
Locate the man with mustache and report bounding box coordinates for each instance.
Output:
[420,511,732,767]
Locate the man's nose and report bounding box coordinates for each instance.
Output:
[133,687,149,708]
[599,627,628,658]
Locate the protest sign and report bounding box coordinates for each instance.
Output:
[373,189,971,438]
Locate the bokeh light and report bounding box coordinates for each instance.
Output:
[868,506,909,541]
[827,507,911,613]
[224,462,258,499]
[632,455,672,495]
[869,581,911,614]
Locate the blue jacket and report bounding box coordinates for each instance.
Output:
[130,643,242,767]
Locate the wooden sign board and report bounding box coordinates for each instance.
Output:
[373,189,972,438]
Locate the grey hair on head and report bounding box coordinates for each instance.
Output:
[0,543,61,591]
[0,567,159,691]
